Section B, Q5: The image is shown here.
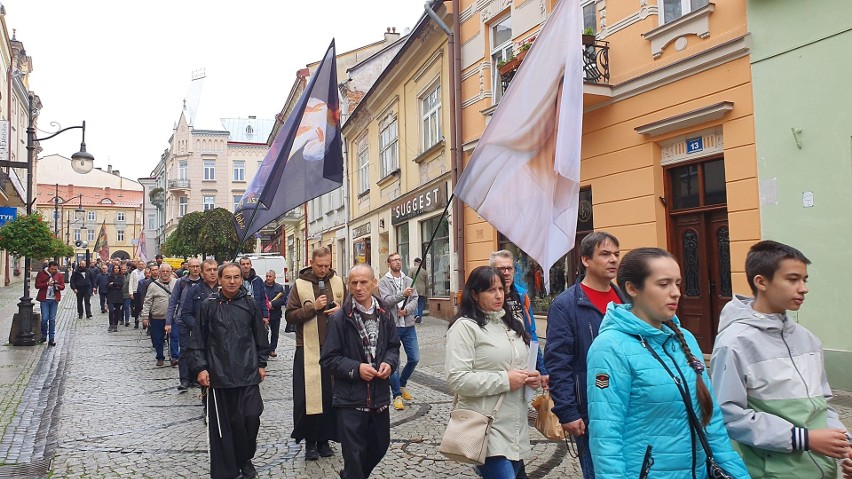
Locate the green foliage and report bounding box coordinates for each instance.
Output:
[163,208,255,261]
[0,213,69,260]
[583,27,595,36]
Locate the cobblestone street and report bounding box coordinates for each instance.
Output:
[0,284,849,478]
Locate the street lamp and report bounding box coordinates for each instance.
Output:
[72,194,90,267]
[1,94,94,346]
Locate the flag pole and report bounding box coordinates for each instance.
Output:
[403,193,455,308]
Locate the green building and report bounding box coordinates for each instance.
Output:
[749,1,852,388]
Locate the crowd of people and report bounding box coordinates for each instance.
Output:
[32,237,852,479]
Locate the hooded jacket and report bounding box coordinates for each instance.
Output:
[377,271,418,327]
[587,303,749,479]
[710,294,844,478]
[320,295,400,409]
[544,281,625,424]
[285,266,346,347]
[241,268,269,319]
[186,288,270,389]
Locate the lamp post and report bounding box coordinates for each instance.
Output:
[1,94,94,346]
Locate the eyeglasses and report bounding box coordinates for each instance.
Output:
[495,266,515,273]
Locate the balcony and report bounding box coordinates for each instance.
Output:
[168,178,191,191]
[500,40,610,98]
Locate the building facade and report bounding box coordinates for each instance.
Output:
[748,0,852,387]
[461,0,759,351]
[138,177,159,261]
[343,7,455,318]
[36,157,143,263]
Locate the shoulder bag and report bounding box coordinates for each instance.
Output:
[438,393,505,465]
[639,337,734,479]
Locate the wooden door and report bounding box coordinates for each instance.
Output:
[669,211,731,352]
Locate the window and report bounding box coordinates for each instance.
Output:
[662,0,709,24]
[490,15,513,104]
[117,212,126,222]
[178,197,188,217]
[204,160,216,180]
[87,211,96,222]
[421,215,450,297]
[668,158,726,210]
[88,229,95,242]
[74,229,81,242]
[421,85,442,151]
[147,214,157,230]
[233,161,245,181]
[396,223,410,270]
[379,116,399,177]
[203,196,215,211]
[357,137,369,195]
[233,195,243,211]
[117,230,125,242]
[582,0,596,33]
[178,160,188,180]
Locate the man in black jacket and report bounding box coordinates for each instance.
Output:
[70,260,96,319]
[262,270,288,358]
[187,262,270,479]
[320,264,400,479]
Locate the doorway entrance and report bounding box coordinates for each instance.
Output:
[666,157,732,352]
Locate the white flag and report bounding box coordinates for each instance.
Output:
[455,0,583,289]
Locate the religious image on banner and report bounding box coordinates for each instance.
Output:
[135,231,147,263]
[93,221,109,262]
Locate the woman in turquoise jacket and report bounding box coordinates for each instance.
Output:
[586,248,749,478]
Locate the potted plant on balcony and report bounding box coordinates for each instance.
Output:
[582,27,596,46]
[149,187,164,207]
[497,53,519,76]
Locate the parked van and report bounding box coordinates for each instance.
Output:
[244,253,289,287]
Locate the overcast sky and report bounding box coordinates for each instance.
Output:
[4,0,426,180]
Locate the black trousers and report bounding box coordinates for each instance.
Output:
[207,384,263,479]
[291,347,337,443]
[76,290,92,317]
[337,407,390,479]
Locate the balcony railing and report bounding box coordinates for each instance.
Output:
[501,40,610,94]
[168,178,191,191]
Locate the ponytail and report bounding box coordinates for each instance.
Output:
[664,320,713,427]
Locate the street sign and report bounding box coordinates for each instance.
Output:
[0,207,17,227]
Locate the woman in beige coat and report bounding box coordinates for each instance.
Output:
[445,266,541,479]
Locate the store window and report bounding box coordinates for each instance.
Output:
[498,187,594,313]
[396,223,410,270]
[421,215,450,297]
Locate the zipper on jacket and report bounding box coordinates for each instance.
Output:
[662,339,698,479]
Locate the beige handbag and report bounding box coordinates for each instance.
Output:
[438,393,505,465]
[531,391,565,440]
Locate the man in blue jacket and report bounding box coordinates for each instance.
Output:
[544,232,624,479]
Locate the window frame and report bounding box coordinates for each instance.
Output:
[357,137,370,195]
[421,84,442,152]
[117,230,125,242]
[203,160,216,180]
[582,0,596,33]
[178,197,188,217]
[661,0,709,25]
[117,212,126,222]
[87,211,97,222]
[87,229,95,242]
[379,115,399,178]
[178,160,188,180]
[203,195,216,211]
[490,15,513,105]
[233,195,242,212]
[233,160,245,182]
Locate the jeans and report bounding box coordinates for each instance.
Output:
[390,326,419,397]
[149,319,166,360]
[169,321,181,362]
[416,296,426,319]
[478,456,521,479]
[108,302,124,326]
[576,431,595,479]
[99,292,108,312]
[40,299,58,341]
[123,297,132,323]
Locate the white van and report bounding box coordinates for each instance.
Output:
[244,253,289,287]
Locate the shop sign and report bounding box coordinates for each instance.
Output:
[352,222,371,239]
[0,207,16,227]
[391,184,447,225]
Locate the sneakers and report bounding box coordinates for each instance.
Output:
[400,388,413,401]
[304,442,320,461]
[156,359,164,367]
[240,460,258,479]
[393,396,405,410]
[38,338,47,344]
[317,440,334,457]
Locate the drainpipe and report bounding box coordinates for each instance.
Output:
[424,0,465,296]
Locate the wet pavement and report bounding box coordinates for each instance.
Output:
[0,280,848,478]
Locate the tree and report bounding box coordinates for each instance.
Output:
[197,208,255,261]
[0,213,70,261]
[162,209,255,261]
[162,211,204,257]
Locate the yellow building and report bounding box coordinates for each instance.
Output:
[460,0,757,350]
[343,6,455,318]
